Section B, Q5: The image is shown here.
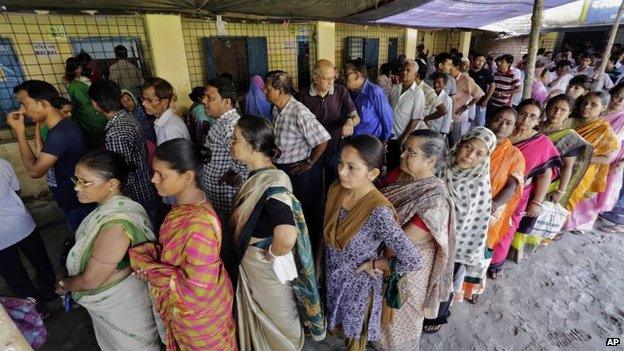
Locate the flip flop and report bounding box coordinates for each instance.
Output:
[599,225,624,234]
[423,325,442,334]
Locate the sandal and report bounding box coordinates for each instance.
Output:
[423,324,442,334]
[488,270,502,280]
[466,295,480,305]
[553,232,564,241]
[599,225,624,234]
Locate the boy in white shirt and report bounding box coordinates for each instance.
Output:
[427,72,453,137]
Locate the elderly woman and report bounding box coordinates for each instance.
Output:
[120,89,157,144]
[423,127,497,333]
[376,129,455,350]
[130,139,237,350]
[230,115,325,350]
[55,150,160,351]
[491,100,561,271]
[461,108,526,303]
[565,89,621,232]
[323,135,421,351]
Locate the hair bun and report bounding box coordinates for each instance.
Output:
[197,145,212,164]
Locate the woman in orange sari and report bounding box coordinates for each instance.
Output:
[564,92,618,232]
[130,139,237,351]
[463,107,525,302]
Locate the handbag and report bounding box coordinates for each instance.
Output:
[383,258,407,309]
[0,296,48,348]
[531,201,570,240]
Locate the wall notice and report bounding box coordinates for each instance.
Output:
[32,42,59,56]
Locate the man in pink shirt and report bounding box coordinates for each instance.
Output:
[449,56,484,146]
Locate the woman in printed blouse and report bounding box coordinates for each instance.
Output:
[323,134,422,351]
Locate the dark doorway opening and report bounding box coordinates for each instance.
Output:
[297,36,311,89]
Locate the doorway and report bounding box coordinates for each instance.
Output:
[297,36,311,89]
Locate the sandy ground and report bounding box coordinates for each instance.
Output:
[2,197,623,351]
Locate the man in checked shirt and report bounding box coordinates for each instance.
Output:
[266,71,331,253]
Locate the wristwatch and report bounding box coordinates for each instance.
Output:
[305,158,315,165]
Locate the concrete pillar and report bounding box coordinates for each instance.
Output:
[459,31,472,56]
[405,28,418,59]
[316,21,336,63]
[143,14,192,113]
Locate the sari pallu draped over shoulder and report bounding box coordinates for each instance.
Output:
[231,168,326,345]
[566,118,618,210]
[66,196,160,351]
[487,139,525,248]
[440,127,496,286]
[381,176,456,319]
[129,202,238,351]
[544,128,592,208]
[566,110,624,231]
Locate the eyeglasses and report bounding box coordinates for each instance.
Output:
[141,96,162,104]
[400,146,425,158]
[70,176,100,188]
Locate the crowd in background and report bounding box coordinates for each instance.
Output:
[2,38,624,351]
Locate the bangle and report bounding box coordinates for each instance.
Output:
[268,244,279,259]
[530,200,543,207]
[556,188,565,195]
[58,280,65,288]
[306,158,315,165]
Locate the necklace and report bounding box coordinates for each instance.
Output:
[196,196,207,206]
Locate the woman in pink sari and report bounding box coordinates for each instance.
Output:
[531,67,550,104]
[565,83,624,231]
[488,99,561,279]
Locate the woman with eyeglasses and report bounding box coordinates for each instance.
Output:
[376,129,455,349]
[56,149,160,351]
[490,99,562,273]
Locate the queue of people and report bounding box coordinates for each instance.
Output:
[3,42,624,351]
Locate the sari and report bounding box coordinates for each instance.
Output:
[121,89,157,143]
[544,128,593,208]
[565,110,624,230]
[245,75,273,120]
[490,134,561,271]
[66,195,160,351]
[129,200,237,351]
[441,127,496,292]
[377,170,455,351]
[67,79,108,149]
[564,118,618,212]
[231,168,325,350]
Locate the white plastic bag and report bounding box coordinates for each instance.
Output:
[273,251,298,284]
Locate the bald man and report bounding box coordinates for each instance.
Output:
[299,59,360,185]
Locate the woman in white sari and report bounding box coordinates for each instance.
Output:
[55,150,160,351]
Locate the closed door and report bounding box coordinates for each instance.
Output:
[210,38,249,93]
[0,38,25,128]
[297,36,311,89]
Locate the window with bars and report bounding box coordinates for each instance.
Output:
[0,12,151,129]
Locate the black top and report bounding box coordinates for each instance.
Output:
[252,198,296,238]
[469,68,494,95]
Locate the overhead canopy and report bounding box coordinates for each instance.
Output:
[0,0,580,30]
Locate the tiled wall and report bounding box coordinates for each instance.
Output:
[181,18,316,89]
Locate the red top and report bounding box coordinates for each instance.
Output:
[380,168,430,233]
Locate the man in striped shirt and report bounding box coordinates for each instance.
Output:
[489,54,521,110]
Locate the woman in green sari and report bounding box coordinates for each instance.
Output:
[539,94,593,211]
[230,115,325,350]
[64,57,107,149]
[55,150,160,351]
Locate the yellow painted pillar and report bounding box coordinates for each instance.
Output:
[405,28,418,59]
[316,21,336,63]
[459,31,472,56]
[143,14,192,113]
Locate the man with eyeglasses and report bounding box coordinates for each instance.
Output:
[141,77,190,146]
[343,59,393,143]
[299,59,359,188]
[7,80,94,232]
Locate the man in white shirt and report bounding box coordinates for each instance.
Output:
[0,158,56,312]
[572,53,594,76]
[547,60,574,94]
[387,59,425,169]
[141,77,190,145]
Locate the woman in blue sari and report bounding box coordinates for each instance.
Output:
[244,76,273,120]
